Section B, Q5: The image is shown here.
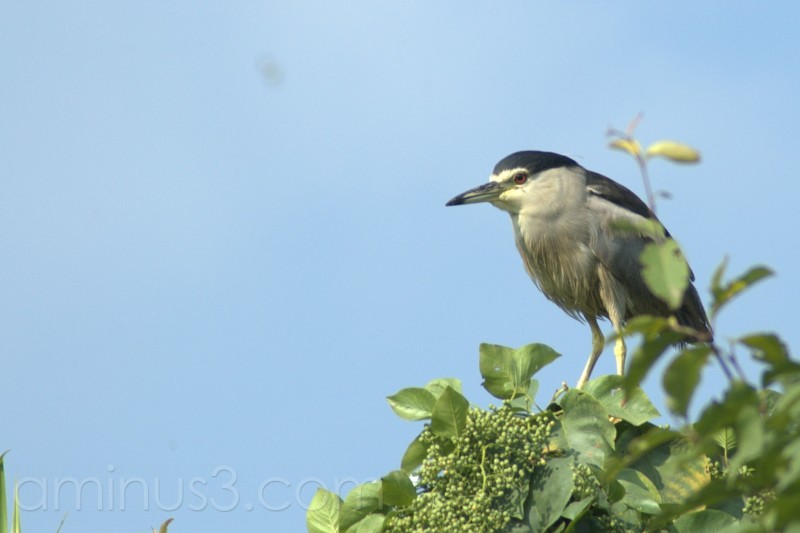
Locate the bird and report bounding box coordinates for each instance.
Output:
[446,150,712,388]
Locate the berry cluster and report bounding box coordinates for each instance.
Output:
[571,462,601,501]
[570,460,628,531]
[706,458,774,518]
[385,405,553,532]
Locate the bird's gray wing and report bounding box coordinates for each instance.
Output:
[584,169,709,331]
[585,170,694,281]
[584,173,662,303]
[585,171,660,227]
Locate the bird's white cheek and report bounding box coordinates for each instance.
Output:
[497,189,523,209]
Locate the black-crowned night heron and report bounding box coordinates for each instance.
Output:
[446,151,712,388]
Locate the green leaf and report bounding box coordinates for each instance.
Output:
[604,425,682,485]
[765,493,800,531]
[561,496,593,520]
[345,513,385,533]
[617,468,662,515]
[499,519,534,533]
[339,482,382,531]
[306,488,342,533]
[728,402,765,478]
[525,457,575,531]
[738,333,788,361]
[640,239,690,310]
[430,386,469,439]
[620,315,672,337]
[669,509,737,532]
[695,382,758,437]
[626,431,709,506]
[709,258,728,303]
[400,434,428,473]
[1,451,7,533]
[758,388,782,418]
[380,470,415,507]
[157,518,174,533]
[652,439,709,503]
[712,428,737,454]
[610,218,666,240]
[507,482,529,521]
[624,325,685,393]
[710,265,773,318]
[512,343,560,389]
[770,384,800,429]
[645,140,701,163]
[582,375,660,426]
[559,390,615,467]
[424,378,463,398]
[607,479,626,504]
[655,453,710,507]
[608,501,641,529]
[480,344,516,399]
[775,439,800,493]
[479,343,559,400]
[386,388,436,421]
[776,438,800,492]
[12,481,20,533]
[648,479,741,530]
[609,138,643,158]
[663,345,712,416]
[509,379,540,413]
[739,333,800,387]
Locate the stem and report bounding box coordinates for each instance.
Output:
[551,383,568,404]
[607,116,657,213]
[479,445,488,491]
[637,154,657,214]
[726,343,750,383]
[723,439,729,468]
[710,343,735,383]
[478,443,503,492]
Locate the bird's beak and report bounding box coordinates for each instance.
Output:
[445,181,505,206]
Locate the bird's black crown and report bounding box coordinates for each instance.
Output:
[493,151,579,176]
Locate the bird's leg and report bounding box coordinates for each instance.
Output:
[611,320,628,410]
[606,308,626,376]
[614,333,626,376]
[597,267,628,377]
[576,316,604,389]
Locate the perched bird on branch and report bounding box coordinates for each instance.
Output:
[446,151,711,387]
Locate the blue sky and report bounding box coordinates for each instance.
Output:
[2,2,799,531]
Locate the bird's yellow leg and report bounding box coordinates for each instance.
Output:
[576,316,604,389]
[597,266,628,378]
[614,334,626,376]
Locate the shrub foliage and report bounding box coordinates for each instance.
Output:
[308,274,799,532]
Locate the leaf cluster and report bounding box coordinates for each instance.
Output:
[307,259,799,532]
[309,346,674,532]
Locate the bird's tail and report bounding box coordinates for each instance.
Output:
[676,284,713,342]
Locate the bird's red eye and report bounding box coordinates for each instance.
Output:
[513,173,528,184]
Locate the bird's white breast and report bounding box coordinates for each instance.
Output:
[507,169,604,317]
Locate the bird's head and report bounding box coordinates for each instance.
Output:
[446,151,582,215]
